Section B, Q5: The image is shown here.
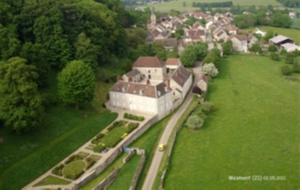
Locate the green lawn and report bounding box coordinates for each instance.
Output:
[108,155,141,190]
[143,0,282,12]
[62,160,86,180]
[34,175,70,187]
[165,55,299,189]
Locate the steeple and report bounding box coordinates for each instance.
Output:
[150,7,156,27]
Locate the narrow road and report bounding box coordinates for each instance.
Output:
[142,92,193,189]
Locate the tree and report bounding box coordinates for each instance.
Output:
[264,30,274,42]
[0,57,43,133]
[268,44,278,52]
[194,43,208,61]
[0,24,20,60]
[285,52,294,64]
[186,115,204,130]
[58,60,96,108]
[75,33,98,70]
[270,52,280,61]
[281,65,292,75]
[222,40,233,55]
[201,63,219,77]
[203,48,221,65]
[180,45,198,67]
[249,43,262,54]
[153,43,167,60]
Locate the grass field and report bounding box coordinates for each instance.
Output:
[108,155,141,190]
[164,55,299,189]
[144,0,282,12]
[245,26,300,44]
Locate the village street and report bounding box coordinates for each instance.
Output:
[142,66,200,190]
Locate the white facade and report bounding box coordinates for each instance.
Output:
[110,90,173,117]
[231,37,248,53]
[133,66,166,81]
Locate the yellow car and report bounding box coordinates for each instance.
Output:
[158,144,166,152]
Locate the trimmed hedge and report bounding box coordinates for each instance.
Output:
[124,113,145,121]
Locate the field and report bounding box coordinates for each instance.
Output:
[245,26,300,44]
[164,55,300,189]
[144,0,282,12]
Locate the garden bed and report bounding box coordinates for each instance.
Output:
[124,113,145,121]
[51,152,101,180]
[92,121,139,153]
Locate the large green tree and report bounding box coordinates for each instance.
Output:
[0,57,43,133]
[58,60,96,108]
[74,32,98,70]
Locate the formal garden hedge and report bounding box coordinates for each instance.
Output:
[51,152,101,181]
[92,120,139,153]
[124,113,145,121]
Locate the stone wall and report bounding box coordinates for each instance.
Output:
[94,168,120,190]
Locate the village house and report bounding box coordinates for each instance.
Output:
[269,35,294,46]
[109,57,192,117]
[231,34,257,53]
[281,43,300,53]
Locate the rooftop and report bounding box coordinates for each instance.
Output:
[133,56,164,68]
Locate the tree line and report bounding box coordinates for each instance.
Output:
[277,0,300,8]
[234,8,293,29]
[192,1,233,8]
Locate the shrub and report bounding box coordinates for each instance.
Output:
[285,53,294,64]
[126,122,139,133]
[186,115,205,130]
[52,164,64,176]
[292,63,300,73]
[86,157,97,169]
[270,52,280,61]
[201,101,214,114]
[91,133,105,144]
[281,65,292,76]
[65,155,83,164]
[201,63,219,77]
[268,45,278,52]
[124,113,145,121]
[93,144,106,153]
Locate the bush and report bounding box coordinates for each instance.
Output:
[86,157,97,169]
[124,113,145,121]
[281,65,292,76]
[285,53,294,64]
[91,133,105,144]
[270,52,280,61]
[268,45,278,52]
[93,144,106,153]
[65,155,83,164]
[186,115,205,130]
[52,164,64,176]
[125,122,139,133]
[201,63,219,77]
[201,101,214,114]
[292,63,300,73]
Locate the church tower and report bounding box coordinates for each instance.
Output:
[150,8,156,27]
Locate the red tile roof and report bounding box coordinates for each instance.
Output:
[133,56,164,68]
